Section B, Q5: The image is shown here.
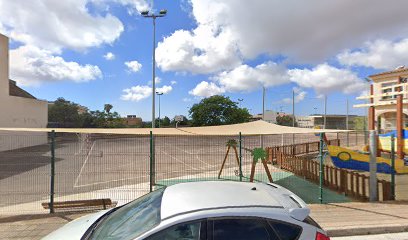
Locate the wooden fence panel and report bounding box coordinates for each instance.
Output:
[274,150,392,202]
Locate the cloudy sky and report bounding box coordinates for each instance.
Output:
[1,0,408,120]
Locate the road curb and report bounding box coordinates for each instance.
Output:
[327,224,408,237]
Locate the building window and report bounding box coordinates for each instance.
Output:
[381,82,400,100]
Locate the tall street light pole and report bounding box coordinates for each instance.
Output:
[262,87,266,120]
[324,95,327,129]
[156,92,163,128]
[140,9,167,128]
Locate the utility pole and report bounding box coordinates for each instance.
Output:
[141,9,167,128]
[346,98,349,130]
[324,95,327,129]
[262,86,266,120]
[292,89,295,127]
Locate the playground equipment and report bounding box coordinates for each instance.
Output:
[218,139,273,182]
[328,144,408,174]
[378,129,408,154]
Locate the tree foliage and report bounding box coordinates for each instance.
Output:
[276,115,297,127]
[189,95,251,126]
[48,98,82,127]
[353,116,366,130]
[48,98,124,128]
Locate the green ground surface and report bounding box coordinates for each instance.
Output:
[156,171,351,204]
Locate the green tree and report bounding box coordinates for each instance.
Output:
[189,95,251,126]
[161,116,171,127]
[353,116,366,130]
[48,98,81,127]
[104,104,113,113]
[90,109,124,128]
[276,115,297,127]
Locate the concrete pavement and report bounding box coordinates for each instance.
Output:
[310,201,408,237]
[332,232,408,240]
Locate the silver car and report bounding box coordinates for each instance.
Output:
[43,181,329,240]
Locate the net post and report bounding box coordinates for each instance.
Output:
[150,131,153,192]
[50,130,56,213]
[319,132,324,204]
[391,134,396,200]
[239,132,243,182]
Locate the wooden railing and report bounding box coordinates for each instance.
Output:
[266,139,340,164]
[275,151,393,201]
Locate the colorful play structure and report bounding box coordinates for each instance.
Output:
[327,129,408,174]
[329,73,407,174]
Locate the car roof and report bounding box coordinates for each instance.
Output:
[160,181,308,220]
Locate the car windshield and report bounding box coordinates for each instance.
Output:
[89,188,165,240]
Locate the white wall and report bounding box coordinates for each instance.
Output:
[0,34,48,151]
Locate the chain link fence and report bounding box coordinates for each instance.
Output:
[0,129,403,216]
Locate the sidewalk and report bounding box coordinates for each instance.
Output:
[1,201,408,239]
[309,201,408,237]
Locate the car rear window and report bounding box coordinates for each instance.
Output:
[268,220,302,240]
[303,216,322,229]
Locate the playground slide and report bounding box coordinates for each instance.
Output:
[378,129,408,154]
[327,145,408,174]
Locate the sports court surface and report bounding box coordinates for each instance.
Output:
[0,133,351,214]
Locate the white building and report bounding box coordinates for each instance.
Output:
[0,33,48,150]
[251,110,278,124]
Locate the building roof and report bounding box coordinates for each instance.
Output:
[9,80,36,99]
[369,67,408,78]
[160,181,308,220]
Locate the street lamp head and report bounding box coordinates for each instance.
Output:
[140,10,149,16]
[159,9,167,15]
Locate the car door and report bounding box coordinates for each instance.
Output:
[144,219,207,240]
[208,217,280,240]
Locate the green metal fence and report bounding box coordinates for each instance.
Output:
[0,130,399,216]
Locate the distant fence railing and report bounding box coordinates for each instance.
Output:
[275,151,393,201]
[266,139,340,163]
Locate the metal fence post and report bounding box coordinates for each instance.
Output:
[369,130,378,201]
[149,131,153,192]
[239,132,243,182]
[50,130,55,214]
[391,134,396,200]
[319,133,324,204]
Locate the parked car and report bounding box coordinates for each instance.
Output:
[43,181,329,240]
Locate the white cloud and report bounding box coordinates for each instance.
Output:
[189,81,225,97]
[282,87,307,104]
[338,38,408,70]
[121,84,172,102]
[121,85,151,102]
[92,0,150,15]
[125,60,142,72]
[148,77,161,85]
[10,45,102,86]
[288,64,366,95]
[0,0,124,52]
[156,25,241,74]
[171,80,177,85]
[214,62,290,92]
[104,52,115,60]
[157,85,172,94]
[157,0,408,75]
